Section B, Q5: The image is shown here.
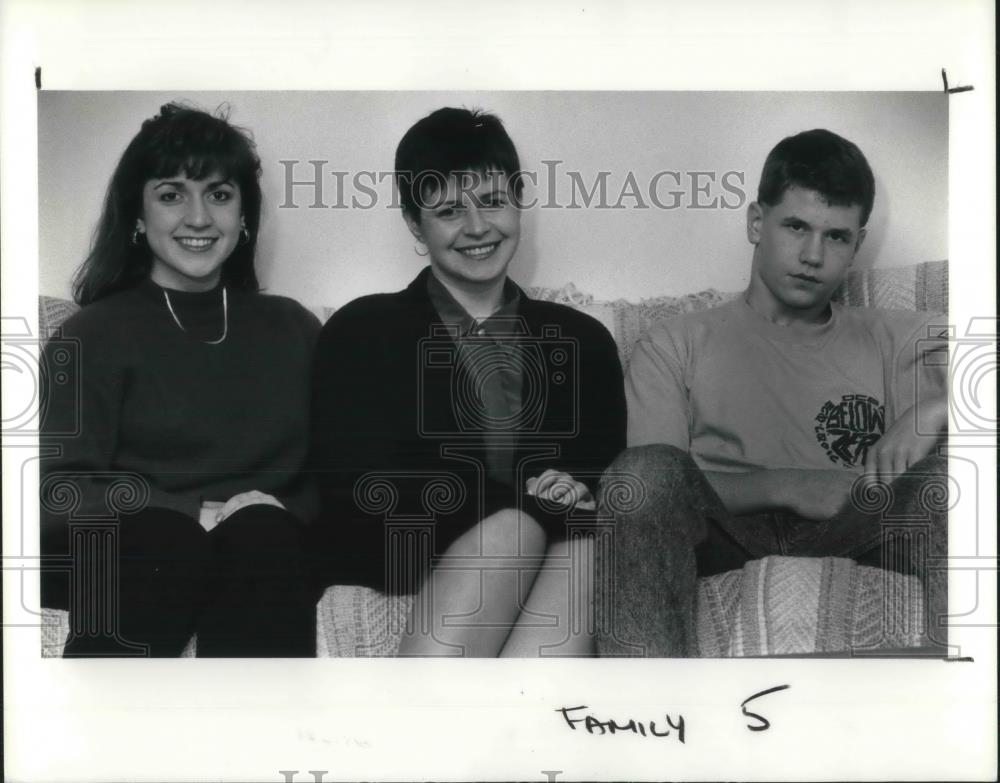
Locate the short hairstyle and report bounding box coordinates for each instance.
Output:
[757,129,876,226]
[394,107,523,224]
[72,102,263,306]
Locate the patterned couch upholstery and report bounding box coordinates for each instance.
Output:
[40,260,947,657]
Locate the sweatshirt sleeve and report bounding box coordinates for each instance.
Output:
[873,310,949,425]
[624,318,692,450]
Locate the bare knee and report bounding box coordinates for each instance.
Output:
[479,508,546,557]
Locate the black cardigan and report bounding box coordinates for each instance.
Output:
[309,267,626,590]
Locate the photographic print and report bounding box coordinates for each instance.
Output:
[35,90,950,661]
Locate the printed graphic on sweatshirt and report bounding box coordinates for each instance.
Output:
[814,393,885,467]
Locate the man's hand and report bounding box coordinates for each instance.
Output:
[865,395,947,480]
[526,469,596,511]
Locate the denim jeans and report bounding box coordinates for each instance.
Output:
[594,444,948,657]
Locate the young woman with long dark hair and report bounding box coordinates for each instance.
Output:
[41,103,319,657]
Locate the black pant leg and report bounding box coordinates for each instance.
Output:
[62,507,210,658]
[196,504,316,657]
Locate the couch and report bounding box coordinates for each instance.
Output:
[39,259,947,657]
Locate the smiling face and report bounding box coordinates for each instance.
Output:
[405,171,520,294]
[746,185,866,324]
[139,173,242,292]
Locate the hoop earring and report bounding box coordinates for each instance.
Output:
[239,217,251,245]
[131,226,143,245]
[414,241,429,257]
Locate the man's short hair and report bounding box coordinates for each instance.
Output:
[394,107,523,223]
[757,129,876,226]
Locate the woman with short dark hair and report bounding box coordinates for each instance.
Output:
[311,107,626,656]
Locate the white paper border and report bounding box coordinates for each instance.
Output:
[3,2,996,781]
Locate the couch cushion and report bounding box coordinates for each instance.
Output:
[835,259,947,312]
[38,296,80,343]
[315,586,413,657]
[694,555,925,656]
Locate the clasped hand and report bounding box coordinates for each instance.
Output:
[526,469,595,511]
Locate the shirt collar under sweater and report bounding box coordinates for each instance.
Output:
[422,268,524,338]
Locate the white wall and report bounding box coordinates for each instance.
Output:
[38,91,947,307]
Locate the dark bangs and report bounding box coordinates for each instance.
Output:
[395,107,524,221]
[138,109,260,188]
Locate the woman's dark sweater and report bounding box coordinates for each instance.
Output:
[40,278,321,546]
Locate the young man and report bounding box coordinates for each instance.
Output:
[310,108,626,656]
[598,129,948,656]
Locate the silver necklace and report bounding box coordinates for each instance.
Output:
[163,287,228,344]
